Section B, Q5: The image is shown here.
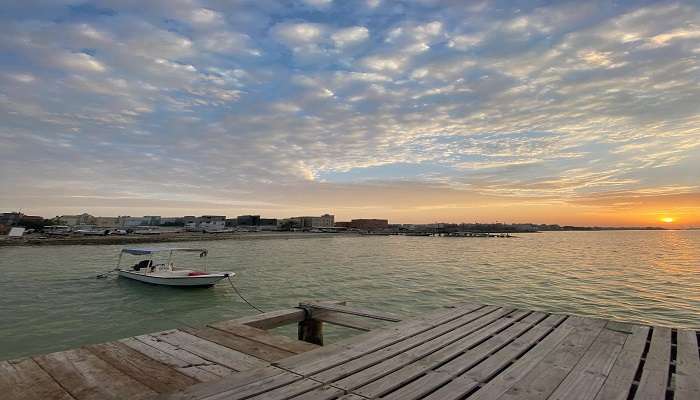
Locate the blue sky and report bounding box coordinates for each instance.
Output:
[1,0,699,225]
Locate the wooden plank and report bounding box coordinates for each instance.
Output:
[547,327,627,400]
[301,302,402,322]
[436,312,549,376]
[594,324,650,400]
[196,370,304,400]
[467,317,586,400]
[287,385,345,400]
[274,303,486,375]
[350,310,533,397]
[635,326,671,400]
[382,371,452,400]
[422,317,565,400]
[86,341,198,393]
[463,314,567,383]
[153,329,269,371]
[181,326,294,362]
[312,306,508,384]
[246,378,323,400]
[313,311,385,332]
[494,316,607,400]
[208,322,319,354]
[0,359,76,400]
[675,329,700,400]
[33,348,155,400]
[162,365,293,400]
[119,337,222,382]
[231,308,306,329]
[130,335,236,378]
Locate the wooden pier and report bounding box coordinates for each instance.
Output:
[1,301,698,400]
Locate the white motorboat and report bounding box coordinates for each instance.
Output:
[116,247,233,287]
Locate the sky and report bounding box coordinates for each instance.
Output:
[1,0,699,227]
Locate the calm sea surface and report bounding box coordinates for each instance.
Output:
[1,230,699,360]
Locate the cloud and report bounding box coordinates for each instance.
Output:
[0,1,699,225]
[55,52,106,72]
[331,26,369,47]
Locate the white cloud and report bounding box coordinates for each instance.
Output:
[331,26,369,47]
[55,52,106,73]
[271,22,325,47]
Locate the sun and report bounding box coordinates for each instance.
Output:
[660,217,674,223]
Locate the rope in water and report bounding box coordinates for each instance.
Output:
[226,275,265,314]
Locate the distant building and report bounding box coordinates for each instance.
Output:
[94,217,119,227]
[349,219,389,230]
[290,214,335,229]
[160,217,184,226]
[143,216,161,226]
[1,212,23,227]
[199,215,226,231]
[1,212,44,232]
[237,215,260,226]
[182,216,197,229]
[115,216,142,227]
[260,218,277,226]
[60,213,96,226]
[259,218,278,231]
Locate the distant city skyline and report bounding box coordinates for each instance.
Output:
[1,1,699,228]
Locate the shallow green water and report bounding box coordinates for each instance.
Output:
[1,230,699,360]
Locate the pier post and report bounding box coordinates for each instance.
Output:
[298,307,323,345]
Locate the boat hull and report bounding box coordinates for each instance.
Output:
[117,270,229,287]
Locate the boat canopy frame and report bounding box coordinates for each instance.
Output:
[117,247,209,272]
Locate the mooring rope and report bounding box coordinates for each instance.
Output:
[226,275,265,314]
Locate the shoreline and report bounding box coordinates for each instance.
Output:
[0,231,357,247]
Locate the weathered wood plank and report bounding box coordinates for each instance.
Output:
[287,384,345,400]
[181,326,294,362]
[86,341,198,393]
[313,311,385,332]
[0,359,76,400]
[153,329,269,371]
[466,317,585,400]
[197,370,304,400]
[208,322,319,354]
[422,317,566,400]
[119,337,222,382]
[675,329,700,400]
[33,348,155,400]
[350,310,532,398]
[274,303,486,375]
[131,334,236,378]
[246,377,323,400]
[547,327,627,400]
[382,371,452,400]
[161,365,293,400]
[313,306,507,385]
[301,302,402,322]
[635,326,671,400]
[594,324,649,400]
[436,312,548,376]
[495,316,607,400]
[462,314,567,383]
[231,308,306,329]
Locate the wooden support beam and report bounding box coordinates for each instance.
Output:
[229,308,306,330]
[298,318,324,346]
[299,301,402,322]
[313,311,385,332]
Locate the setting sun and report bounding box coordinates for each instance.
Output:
[660,217,674,223]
